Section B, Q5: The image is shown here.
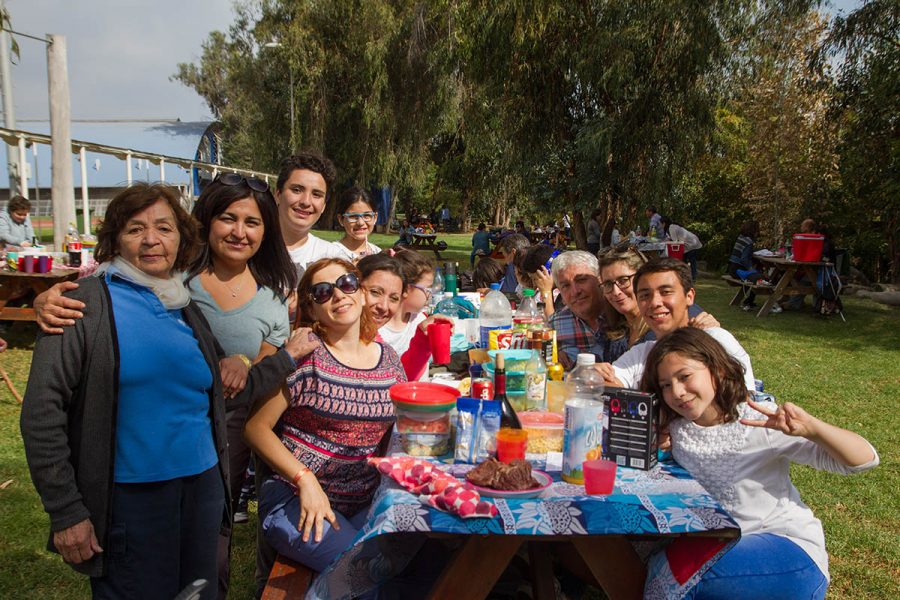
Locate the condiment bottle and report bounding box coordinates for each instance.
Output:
[494,353,521,429]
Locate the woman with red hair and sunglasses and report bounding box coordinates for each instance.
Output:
[244,257,406,581]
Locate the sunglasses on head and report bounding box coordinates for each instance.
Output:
[216,172,270,193]
[309,272,360,304]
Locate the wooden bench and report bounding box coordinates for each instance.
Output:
[261,555,315,600]
[721,275,774,306]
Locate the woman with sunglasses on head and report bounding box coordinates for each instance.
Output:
[329,186,381,262]
[599,249,719,363]
[244,258,405,583]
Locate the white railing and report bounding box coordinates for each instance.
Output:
[0,126,276,234]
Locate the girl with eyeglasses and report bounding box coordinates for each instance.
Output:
[244,257,405,579]
[329,187,381,262]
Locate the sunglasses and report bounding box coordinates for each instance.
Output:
[600,274,634,293]
[342,212,377,223]
[309,272,360,304]
[216,172,270,193]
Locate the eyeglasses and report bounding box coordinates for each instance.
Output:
[216,172,270,193]
[410,283,432,299]
[341,212,377,223]
[601,274,634,293]
[309,272,360,304]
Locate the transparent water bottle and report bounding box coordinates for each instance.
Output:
[562,353,609,482]
[479,283,512,348]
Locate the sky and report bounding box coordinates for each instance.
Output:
[4,0,864,125]
[5,0,236,123]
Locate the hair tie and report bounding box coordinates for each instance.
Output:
[387,248,397,257]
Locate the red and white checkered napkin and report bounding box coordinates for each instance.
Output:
[369,457,498,519]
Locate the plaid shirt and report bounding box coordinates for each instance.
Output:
[549,307,608,370]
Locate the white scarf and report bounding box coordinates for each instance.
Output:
[95,256,192,309]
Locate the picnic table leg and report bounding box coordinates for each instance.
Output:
[572,537,645,600]
[528,542,557,600]
[427,536,522,600]
[729,287,744,306]
[756,267,794,318]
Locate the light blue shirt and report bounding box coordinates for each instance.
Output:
[0,210,35,245]
[186,277,290,358]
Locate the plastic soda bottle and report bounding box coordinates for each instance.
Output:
[431,267,444,309]
[524,342,548,411]
[562,353,608,484]
[513,288,542,330]
[479,283,512,348]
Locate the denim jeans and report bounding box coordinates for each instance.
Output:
[684,533,828,600]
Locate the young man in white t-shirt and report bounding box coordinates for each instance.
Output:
[274,151,339,279]
[596,258,756,390]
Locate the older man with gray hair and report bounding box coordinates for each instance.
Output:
[547,250,609,369]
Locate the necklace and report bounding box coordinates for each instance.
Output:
[224,279,242,298]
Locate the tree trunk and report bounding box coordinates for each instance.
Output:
[460,187,471,232]
[570,195,586,250]
[386,188,398,234]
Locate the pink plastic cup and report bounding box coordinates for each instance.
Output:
[427,320,452,364]
[583,459,617,495]
[37,255,52,273]
[21,255,36,273]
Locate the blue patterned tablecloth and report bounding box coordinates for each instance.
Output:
[309,459,739,600]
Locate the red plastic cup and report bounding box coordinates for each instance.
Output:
[496,428,528,463]
[427,320,452,364]
[583,459,617,495]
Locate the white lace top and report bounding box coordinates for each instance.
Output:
[670,402,879,581]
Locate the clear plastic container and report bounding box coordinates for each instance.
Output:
[395,408,452,456]
[519,411,564,456]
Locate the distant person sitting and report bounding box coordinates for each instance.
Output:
[472,256,505,291]
[645,206,663,240]
[596,258,755,390]
[470,222,491,266]
[0,195,36,247]
[495,233,531,294]
[514,220,530,238]
[727,220,776,312]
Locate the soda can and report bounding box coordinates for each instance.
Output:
[561,398,607,484]
[471,378,494,401]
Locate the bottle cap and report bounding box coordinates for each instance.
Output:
[490,283,500,290]
[575,353,596,366]
[523,288,535,297]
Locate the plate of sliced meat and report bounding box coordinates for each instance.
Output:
[465,458,553,499]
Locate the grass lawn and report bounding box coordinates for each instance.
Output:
[0,231,897,598]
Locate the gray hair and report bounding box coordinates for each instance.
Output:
[552,250,599,285]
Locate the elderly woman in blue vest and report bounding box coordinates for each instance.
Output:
[19,183,288,599]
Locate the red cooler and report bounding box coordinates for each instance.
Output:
[792,234,824,262]
[666,242,685,260]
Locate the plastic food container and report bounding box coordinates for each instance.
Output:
[482,361,526,393]
[390,382,459,456]
[519,411,564,456]
[487,349,532,372]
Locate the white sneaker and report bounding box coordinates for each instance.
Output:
[233,510,249,523]
[770,305,783,314]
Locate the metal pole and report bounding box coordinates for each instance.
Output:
[160,158,165,182]
[79,146,90,235]
[17,135,27,199]
[0,8,20,196]
[126,151,133,185]
[32,142,39,204]
[289,65,295,151]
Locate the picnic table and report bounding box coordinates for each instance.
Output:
[754,255,833,317]
[406,232,444,260]
[0,268,79,321]
[310,453,740,600]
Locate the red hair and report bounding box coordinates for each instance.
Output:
[296,258,378,343]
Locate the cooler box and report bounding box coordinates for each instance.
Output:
[792,234,824,262]
[665,242,685,260]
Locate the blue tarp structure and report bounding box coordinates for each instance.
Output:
[371,186,391,225]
